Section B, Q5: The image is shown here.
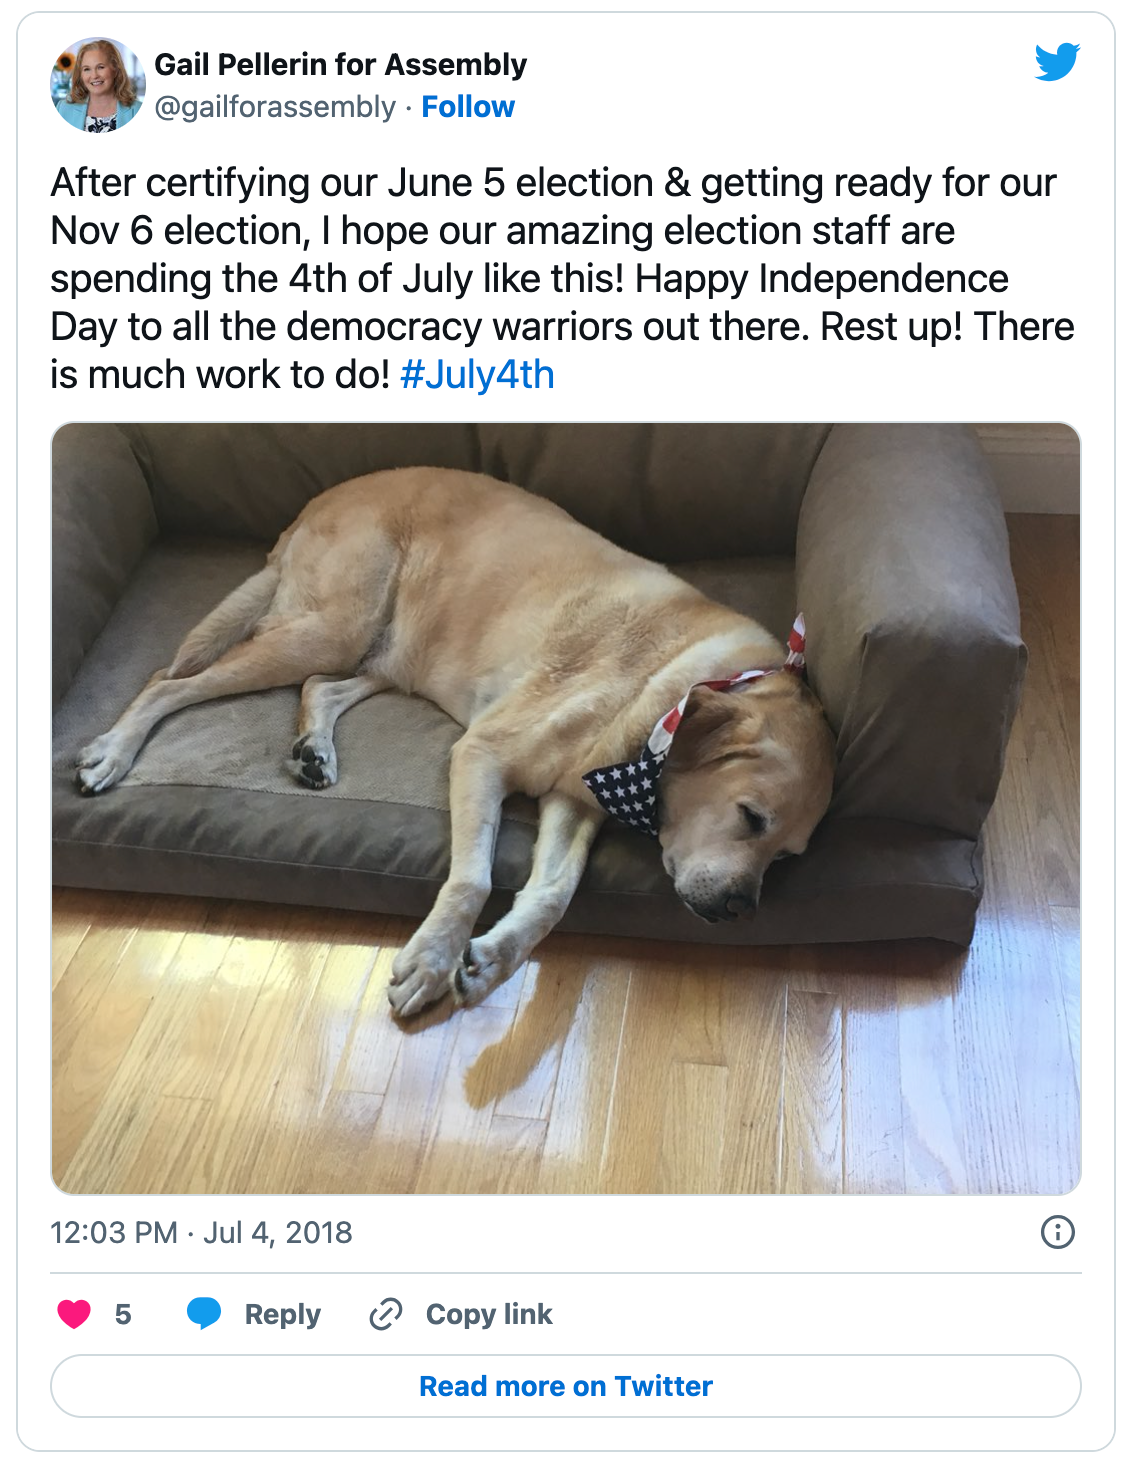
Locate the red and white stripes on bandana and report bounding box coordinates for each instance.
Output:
[582,613,807,837]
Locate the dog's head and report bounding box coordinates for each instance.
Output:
[657,673,835,922]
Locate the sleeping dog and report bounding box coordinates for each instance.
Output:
[76,469,836,1016]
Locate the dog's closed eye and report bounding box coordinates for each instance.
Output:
[740,806,768,836]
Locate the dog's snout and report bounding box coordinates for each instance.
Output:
[679,888,760,924]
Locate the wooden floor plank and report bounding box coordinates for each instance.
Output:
[177,929,334,1194]
[413,1003,519,1194]
[536,951,632,1194]
[897,966,968,1196]
[50,888,103,990]
[352,1003,463,1194]
[329,935,407,1099]
[57,904,221,1191]
[286,1089,385,1195]
[484,1114,549,1194]
[474,956,581,1122]
[53,915,146,1080]
[716,962,788,1195]
[55,903,221,1187]
[159,903,299,1101]
[658,1062,729,1194]
[1050,905,1082,1099]
[241,932,380,1193]
[120,1095,212,1195]
[951,851,1031,1196]
[840,968,905,1196]
[597,954,689,1192]
[780,989,843,1194]
[1009,513,1080,775]
[985,761,1080,1194]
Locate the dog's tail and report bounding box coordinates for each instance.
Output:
[166,564,281,678]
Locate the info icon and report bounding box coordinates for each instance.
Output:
[1040,1215,1075,1249]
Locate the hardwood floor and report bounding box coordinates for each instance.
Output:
[51,515,1080,1195]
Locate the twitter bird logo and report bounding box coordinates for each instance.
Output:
[1036,43,1079,80]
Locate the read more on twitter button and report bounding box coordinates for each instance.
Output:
[52,1354,1080,1418]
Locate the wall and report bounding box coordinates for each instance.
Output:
[972,424,1080,514]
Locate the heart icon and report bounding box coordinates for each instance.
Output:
[57,1299,91,1329]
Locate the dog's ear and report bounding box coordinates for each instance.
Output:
[681,685,735,728]
[666,687,740,769]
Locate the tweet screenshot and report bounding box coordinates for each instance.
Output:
[16,5,1115,1455]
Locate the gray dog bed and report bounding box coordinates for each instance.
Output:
[52,423,1025,946]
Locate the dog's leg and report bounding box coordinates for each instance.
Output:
[388,735,506,1018]
[75,617,343,795]
[291,671,390,789]
[452,793,605,1006]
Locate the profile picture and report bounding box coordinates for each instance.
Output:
[52,38,145,133]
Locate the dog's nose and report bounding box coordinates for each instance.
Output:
[682,892,758,923]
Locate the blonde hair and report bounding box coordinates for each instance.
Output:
[69,40,136,107]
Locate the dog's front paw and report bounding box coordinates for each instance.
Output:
[451,935,521,1007]
[388,944,453,1019]
[290,732,338,790]
[74,735,131,796]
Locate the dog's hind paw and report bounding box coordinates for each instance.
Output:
[74,736,130,795]
[290,732,338,790]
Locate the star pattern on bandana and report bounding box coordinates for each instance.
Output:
[582,613,808,838]
[583,749,664,834]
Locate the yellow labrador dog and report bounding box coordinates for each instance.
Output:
[75,469,835,1016]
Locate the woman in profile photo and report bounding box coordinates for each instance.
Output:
[55,40,142,132]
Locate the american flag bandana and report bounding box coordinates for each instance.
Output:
[582,614,807,837]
